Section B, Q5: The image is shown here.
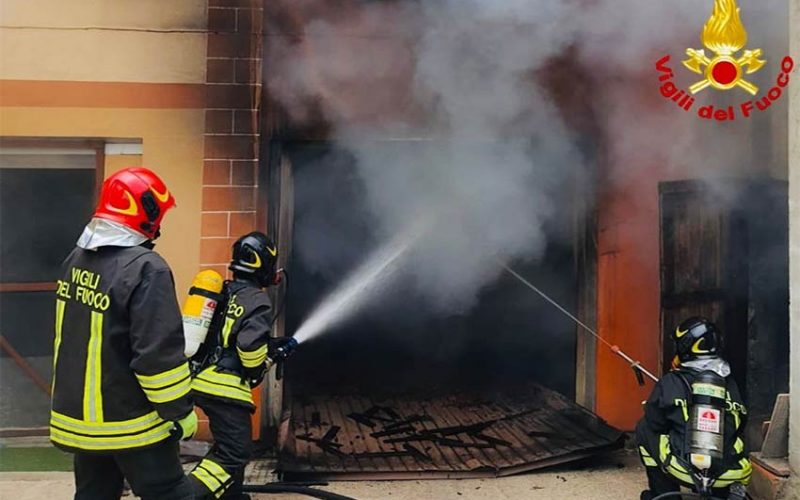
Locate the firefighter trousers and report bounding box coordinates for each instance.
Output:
[636,420,731,499]
[73,436,193,500]
[190,395,253,499]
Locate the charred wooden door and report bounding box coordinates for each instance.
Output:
[659,179,789,446]
[659,181,749,390]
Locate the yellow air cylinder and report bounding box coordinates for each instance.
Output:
[182,270,225,357]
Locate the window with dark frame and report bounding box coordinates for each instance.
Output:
[0,139,102,430]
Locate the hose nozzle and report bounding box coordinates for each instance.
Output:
[275,337,299,360]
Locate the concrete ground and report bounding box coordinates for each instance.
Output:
[0,449,647,499]
[262,451,647,500]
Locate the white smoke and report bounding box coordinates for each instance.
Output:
[266,0,788,321]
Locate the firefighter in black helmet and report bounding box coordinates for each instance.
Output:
[636,317,751,500]
[51,168,196,499]
[189,232,297,499]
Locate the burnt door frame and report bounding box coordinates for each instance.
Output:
[257,137,292,442]
[574,177,598,410]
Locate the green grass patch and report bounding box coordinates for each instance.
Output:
[0,446,72,472]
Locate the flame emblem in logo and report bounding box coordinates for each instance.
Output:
[683,0,766,95]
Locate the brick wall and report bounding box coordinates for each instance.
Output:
[197,0,265,441]
[201,0,264,278]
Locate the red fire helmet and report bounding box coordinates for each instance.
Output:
[94,167,176,239]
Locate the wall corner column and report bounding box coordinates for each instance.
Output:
[788,0,800,480]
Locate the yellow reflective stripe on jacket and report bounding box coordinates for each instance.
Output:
[135,363,191,405]
[199,458,231,483]
[194,367,249,388]
[639,446,657,467]
[140,377,192,404]
[191,468,223,498]
[674,399,689,422]
[191,367,253,404]
[83,311,104,422]
[191,458,232,498]
[52,299,66,391]
[191,463,229,498]
[221,317,235,348]
[191,379,253,404]
[237,345,267,368]
[237,344,267,360]
[666,457,694,485]
[732,408,741,430]
[658,434,671,463]
[734,437,745,454]
[50,420,173,451]
[51,410,164,436]
[240,356,266,369]
[136,363,191,389]
[715,457,752,485]
[658,434,694,485]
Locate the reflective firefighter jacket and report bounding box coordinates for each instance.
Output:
[191,281,272,411]
[50,246,193,453]
[638,367,751,488]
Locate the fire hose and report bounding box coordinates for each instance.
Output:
[503,265,753,499]
[241,483,357,499]
[502,265,659,384]
[651,493,726,500]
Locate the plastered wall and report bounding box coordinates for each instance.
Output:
[788,0,800,477]
[0,0,208,296]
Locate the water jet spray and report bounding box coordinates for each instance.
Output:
[292,218,432,345]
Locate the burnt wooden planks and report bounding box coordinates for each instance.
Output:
[278,383,623,480]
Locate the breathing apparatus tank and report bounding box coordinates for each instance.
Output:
[688,370,728,471]
[182,270,225,357]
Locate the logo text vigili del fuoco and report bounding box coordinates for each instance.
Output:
[655,0,794,122]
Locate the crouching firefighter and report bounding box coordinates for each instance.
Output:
[50,168,197,500]
[188,232,298,499]
[636,317,751,500]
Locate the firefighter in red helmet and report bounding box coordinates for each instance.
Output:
[51,167,196,499]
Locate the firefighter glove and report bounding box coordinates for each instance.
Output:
[268,337,298,362]
[173,411,198,441]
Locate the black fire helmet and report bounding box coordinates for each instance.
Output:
[229,231,278,287]
[673,316,721,362]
